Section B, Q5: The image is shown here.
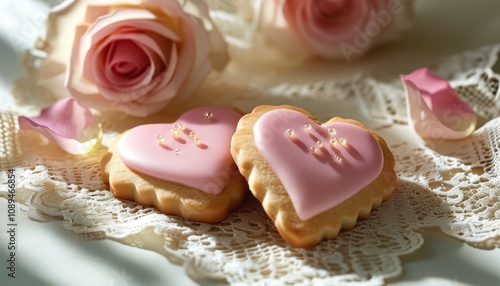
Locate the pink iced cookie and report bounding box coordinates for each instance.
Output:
[231,105,397,248]
[254,109,384,221]
[100,106,249,223]
[401,68,477,140]
[118,106,241,195]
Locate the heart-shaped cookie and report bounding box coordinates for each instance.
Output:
[101,106,248,223]
[231,105,396,247]
[254,109,384,220]
[118,106,241,194]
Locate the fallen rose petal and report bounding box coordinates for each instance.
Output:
[401,68,477,140]
[18,98,102,154]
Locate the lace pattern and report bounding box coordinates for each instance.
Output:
[1,2,500,285]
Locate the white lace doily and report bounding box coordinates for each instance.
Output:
[1,2,500,285]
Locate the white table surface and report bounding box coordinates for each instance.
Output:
[1,0,500,285]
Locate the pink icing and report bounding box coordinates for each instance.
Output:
[118,106,241,195]
[400,68,476,140]
[254,109,384,221]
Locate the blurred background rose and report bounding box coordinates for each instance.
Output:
[36,0,228,117]
[238,0,414,65]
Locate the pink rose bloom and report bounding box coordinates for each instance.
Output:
[38,0,228,117]
[240,0,413,62]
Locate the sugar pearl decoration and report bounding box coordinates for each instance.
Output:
[155,133,165,143]
[338,137,347,145]
[309,146,318,153]
[286,128,295,136]
[175,148,181,155]
[204,111,213,120]
[304,124,312,132]
[171,123,184,138]
[316,140,323,148]
[328,127,337,136]
[189,131,202,146]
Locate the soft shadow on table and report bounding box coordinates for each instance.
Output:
[0,248,52,286]
[59,229,171,286]
[388,228,500,285]
[0,36,22,86]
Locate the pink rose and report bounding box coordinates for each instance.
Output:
[38,0,228,117]
[241,0,413,62]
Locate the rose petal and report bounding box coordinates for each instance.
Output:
[80,8,181,61]
[39,0,89,80]
[87,32,161,92]
[303,0,368,38]
[78,8,181,80]
[105,40,150,80]
[400,68,477,140]
[18,98,102,154]
[91,40,163,102]
[39,0,139,79]
[136,43,179,104]
[157,15,209,101]
[99,30,169,62]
